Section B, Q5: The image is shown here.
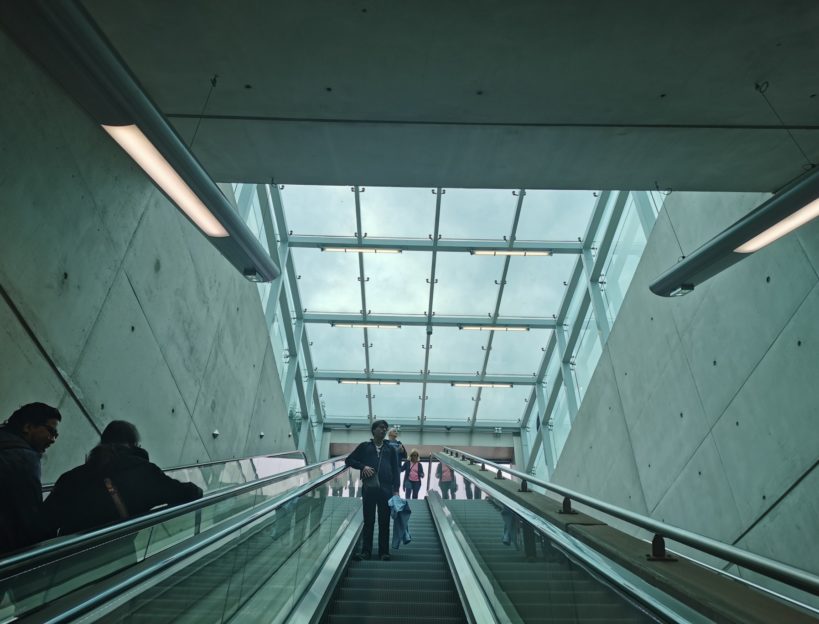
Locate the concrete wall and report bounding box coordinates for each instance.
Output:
[0,32,294,482]
[552,190,819,605]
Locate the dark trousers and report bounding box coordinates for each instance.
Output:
[406,480,421,499]
[361,489,390,556]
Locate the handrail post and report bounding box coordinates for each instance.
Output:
[496,469,504,480]
[559,496,577,515]
[647,534,678,562]
[480,463,487,471]
[519,480,529,493]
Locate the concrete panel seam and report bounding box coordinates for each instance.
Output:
[600,348,648,511]
[241,342,273,451]
[0,280,100,435]
[122,270,196,423]
[731,457,819,548]
[708,282,816,438]
[796,234,819,281]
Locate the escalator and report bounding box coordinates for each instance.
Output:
[322,499,466,624]
[3,450,818,623]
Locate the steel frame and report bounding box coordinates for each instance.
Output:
[239,184,656,474]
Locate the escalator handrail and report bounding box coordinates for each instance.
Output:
[40,449,309,493]
[441,448,819,596]
[37,464,351,624]
[0,455,346,580]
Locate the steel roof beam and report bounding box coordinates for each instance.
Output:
[419,189,443,428]
[316,371,538,385]
[288,235,583,254]
[302,312,556,330]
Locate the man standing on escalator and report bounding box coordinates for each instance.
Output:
[345,420,400,561]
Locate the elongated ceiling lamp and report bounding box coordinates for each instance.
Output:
[650,167,819,297]
[0,0,279,282]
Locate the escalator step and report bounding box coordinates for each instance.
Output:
[330,599,464,618]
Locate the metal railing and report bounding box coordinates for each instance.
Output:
[0,455,344,581]
[441,447,819,596]
[35,464,350,623]
[40,449,308,494]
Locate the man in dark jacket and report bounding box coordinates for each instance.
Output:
[45,420,202,535]
[345,419,400,560]
[0,403,62,555]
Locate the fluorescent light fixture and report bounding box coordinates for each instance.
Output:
[451,382,514,388]
[339,380,400,385]
[0,1,279,282]
[460,325,530,332]
[650,167,819,297]
[470,250,552,257]
[103,125,228,237]
[332,323,401,329]
[321,247,402,254]
[735,197,819,253]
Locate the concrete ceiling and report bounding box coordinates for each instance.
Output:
[84,1,819,190]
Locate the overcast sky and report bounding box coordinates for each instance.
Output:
[277,185,596,425]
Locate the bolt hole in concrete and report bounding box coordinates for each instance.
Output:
[171,408,175,414]
[713,360,717,366]
[736,421,740,426]
[698,471,702,476]
[766,275,771,283]
[63,272,68,280]
[154,259,161,272]
[100,403,104,411]
[131,326,135,332]
[680,412,684,418]
[798,340,802,346]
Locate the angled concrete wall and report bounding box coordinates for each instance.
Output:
[0,32,293,482]
[552,190,819,606]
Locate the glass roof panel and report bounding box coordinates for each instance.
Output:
[516,190,597,241]
[360,186,436,238]
[476,386,531,423]
[423,384,475,422]
[427,327,487,374]
[306,324,366,371]
[292,248,361,313]
[499,255,577,317]
[433,253,503,316]
[280,185,355,235]
[438,188,518,239]
[371,383,423,423]
[486,329,552,376]
[318,380,369,419]
[368,326,427,373]
[364,252,430,315]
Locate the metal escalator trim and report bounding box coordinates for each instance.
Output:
[442,448,819,597]
[0,455,347,580]
[27,465,350,624]
[39,449,310,494]
[426,492,507,624]
[285,510,363,624]
[436,458,707,624]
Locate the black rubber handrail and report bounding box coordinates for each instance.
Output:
[441,447,819,596]
[0,455,345,580]
[29,465,351,623]
[40,449,308,493]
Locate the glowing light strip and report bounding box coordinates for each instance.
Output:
[102,125,228,237]
[460,326,530,332]
[321,248,402,254]
[451,382,514,388]
[470,250,552,257]
[338,380,400,385]
[332,323,402,329]
[735,197,819,253]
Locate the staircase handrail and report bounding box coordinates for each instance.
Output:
[0,455,346,580]
[441,447,819,596]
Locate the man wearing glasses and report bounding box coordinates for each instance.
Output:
[0,402,62,554]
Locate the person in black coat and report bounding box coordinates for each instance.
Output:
[45,420,203,535]
[0,403,62,555]
[345,419,400,560]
